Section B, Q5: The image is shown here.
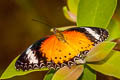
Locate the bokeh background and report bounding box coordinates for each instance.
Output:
[0,0,120,80]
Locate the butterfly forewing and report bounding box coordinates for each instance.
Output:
[15,38,47,71]
[65,27,109,43]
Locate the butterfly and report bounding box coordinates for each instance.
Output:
[15,27,109,71]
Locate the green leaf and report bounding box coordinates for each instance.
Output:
[0,55,48,79]
[78,66,96,80]
[85,41,116,62]
[63,6,76,22]
[77,0,117,28]
[67,0,79,15]
[87,50,120,79]
[107,19,120,41]
[44,69,56,80]
[52,65,84,80]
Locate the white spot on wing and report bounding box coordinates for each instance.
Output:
[26,48,38,64]
[26,45,33,54]
[85,28,100,40]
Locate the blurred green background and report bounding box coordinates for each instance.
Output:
[0,0,120,80]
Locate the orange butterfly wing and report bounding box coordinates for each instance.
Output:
[40,31,94,64]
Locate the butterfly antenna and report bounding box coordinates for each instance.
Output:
[32,19,54,28]
[32,19,58,35]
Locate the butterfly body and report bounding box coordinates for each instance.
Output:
[15,27,108,71]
